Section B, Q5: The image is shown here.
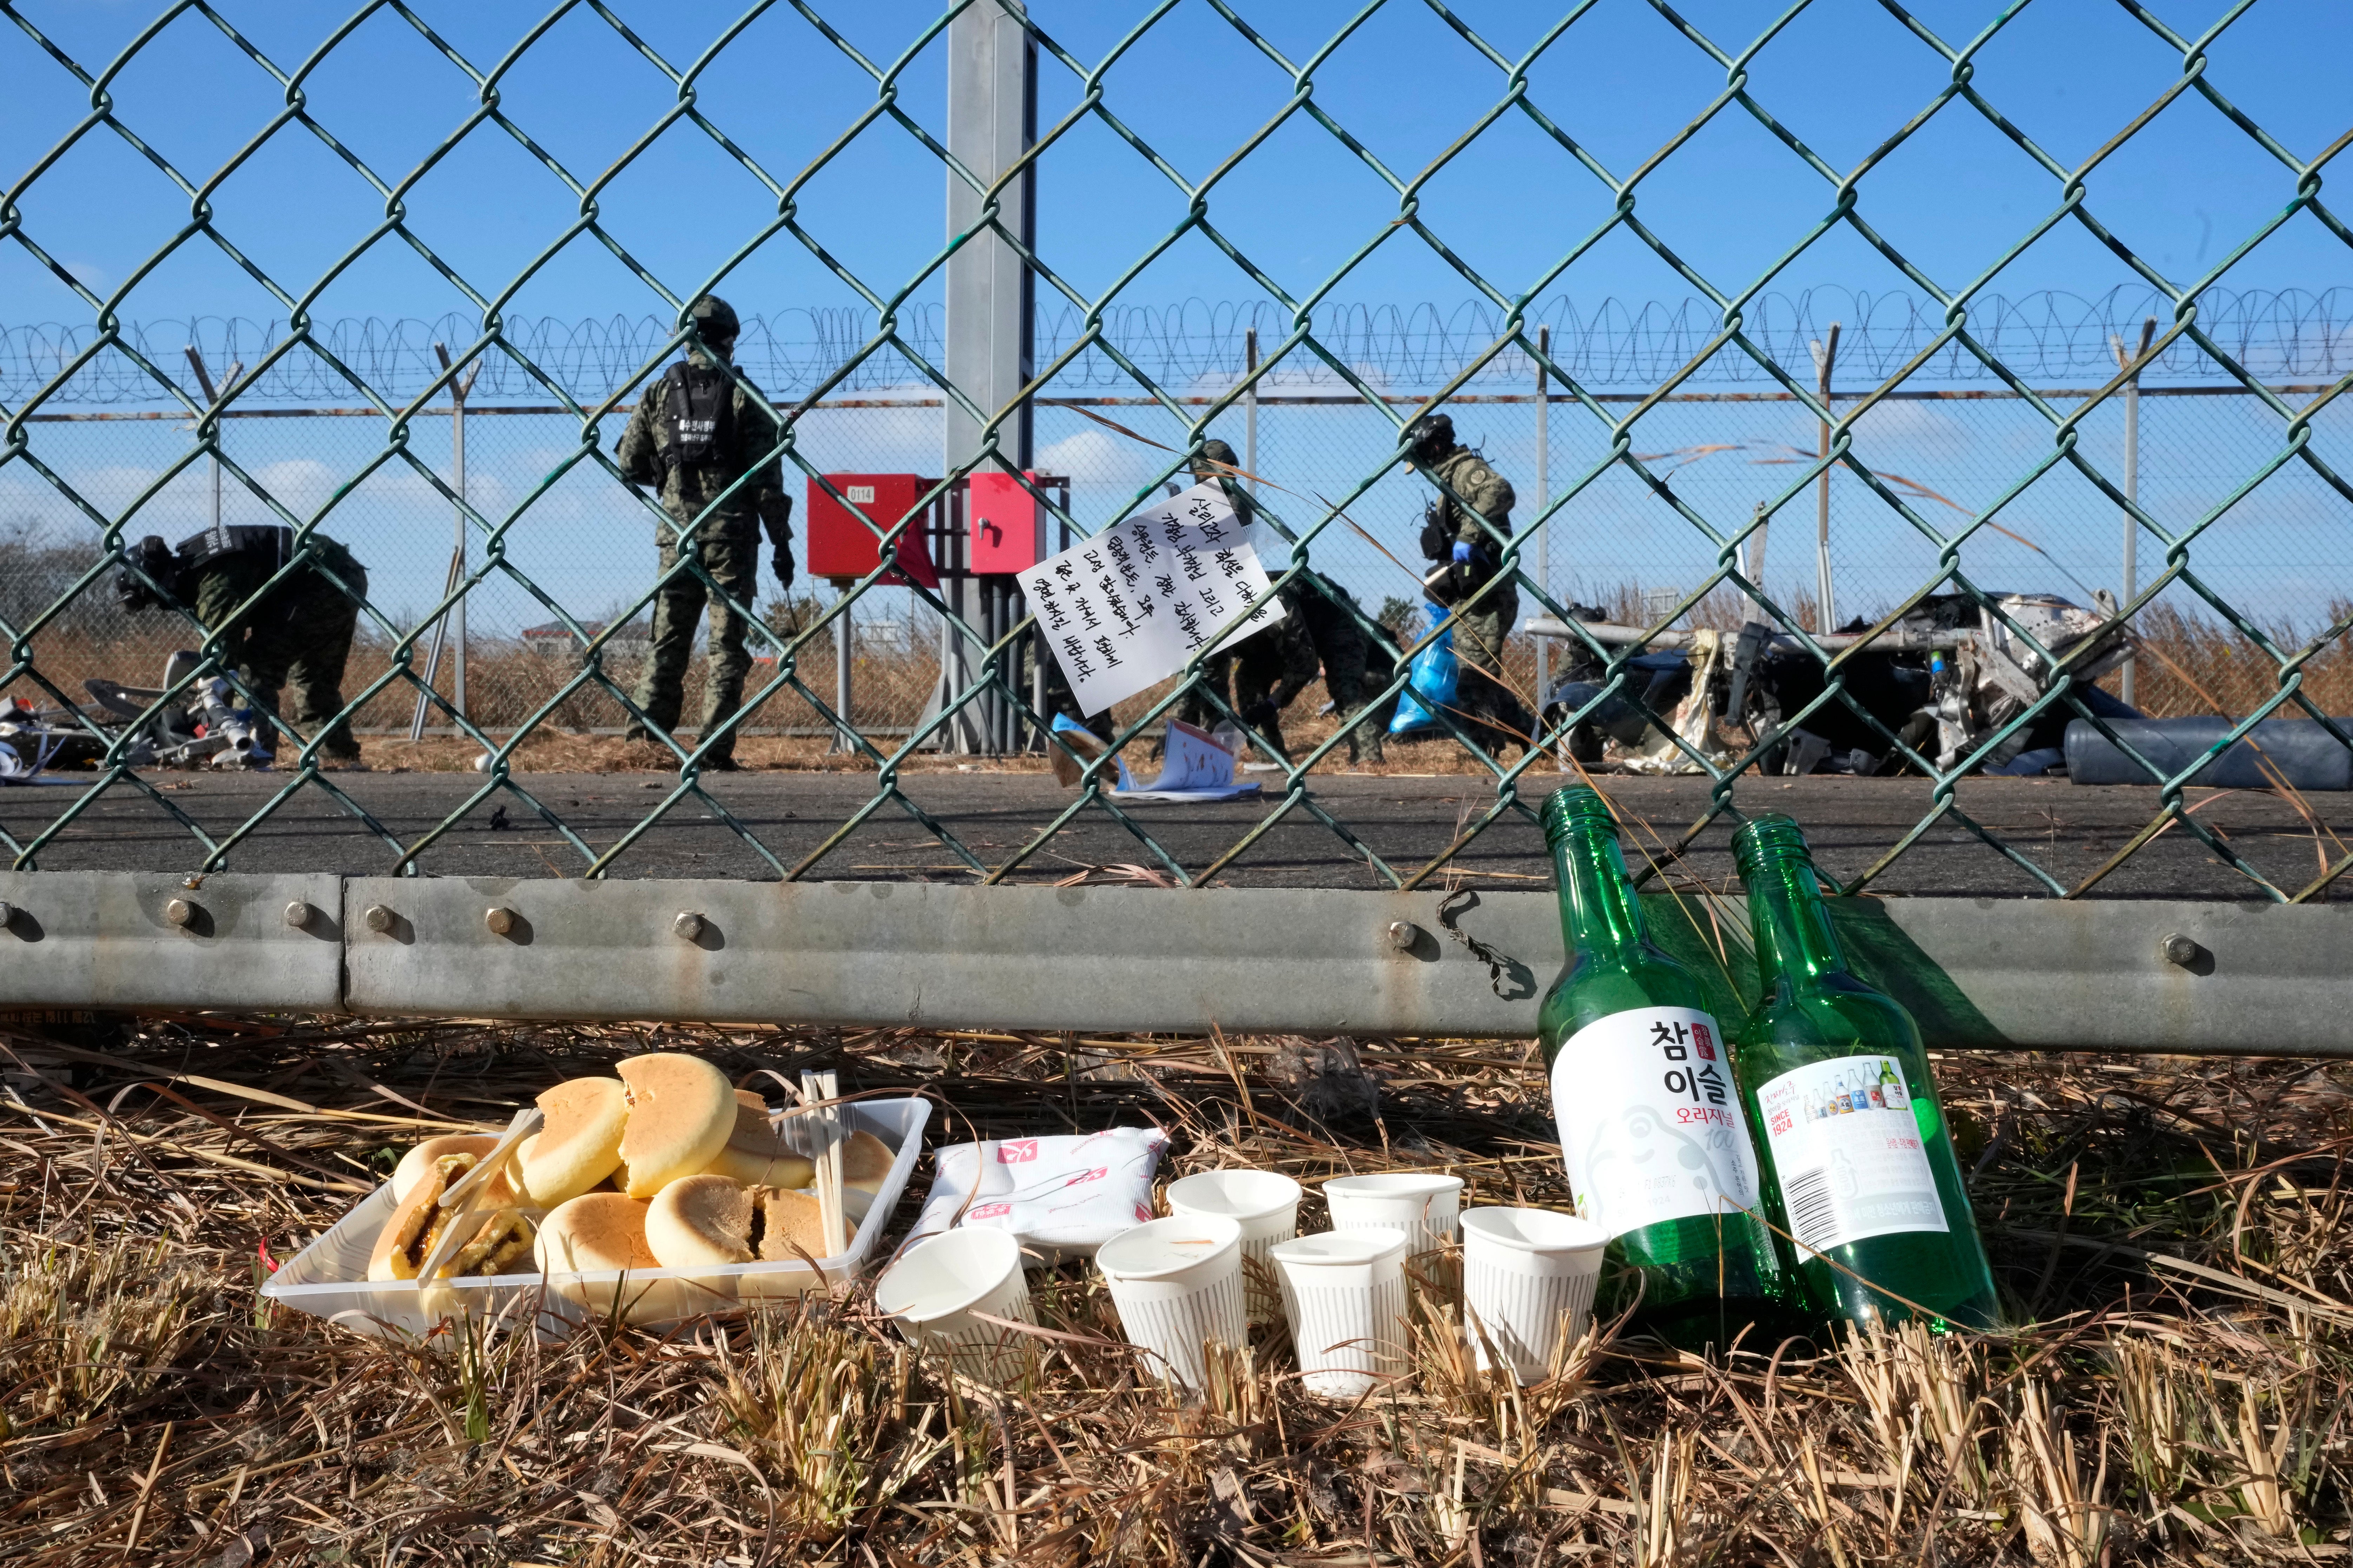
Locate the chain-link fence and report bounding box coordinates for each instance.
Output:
[8,375,2346,734]
[1,1,2347,900]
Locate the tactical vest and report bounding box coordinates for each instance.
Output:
[1420,453,1509,604]
[176,523,292,574]
[117,524,297,614]
[661,362,736,476]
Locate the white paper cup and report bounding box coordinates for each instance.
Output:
[1460,1207,1608,1382]
[1322,1172,1464,1269]
[1167,1169,1303,1325]
[1095,1213,1247,1393]
[1272,1229,1411,1400]
[876,1229,1035,1383]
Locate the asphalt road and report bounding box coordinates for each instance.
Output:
[1,767,2343,898]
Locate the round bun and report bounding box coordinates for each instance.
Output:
[646,1174,760,1268]
[521,1078,629,1206]
[837,1129,895,1224]
[642,1177,837,1304]
[391,1135,497,1203]
[841,1129,892,1189]
[535,1192,657,1275]
[704,1101,816,1191]
[368,1150,534,1283]
[754,1186,831,1263]
[614,1054,736,1198]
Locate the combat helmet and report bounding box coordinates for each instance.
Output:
[1401,411,1455,465]
[686,295,740,345]
[1188,437,1240,481]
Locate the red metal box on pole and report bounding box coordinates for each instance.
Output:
[964,469,1044,574]
[805,474,940,588]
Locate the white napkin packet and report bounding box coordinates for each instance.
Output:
[908,1127,1168,1263]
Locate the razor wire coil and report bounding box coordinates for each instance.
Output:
[9,287,2353,406]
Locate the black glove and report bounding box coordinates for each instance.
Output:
[1417,504,1449,563]
[113,565,159,613]
[1241,700,1279,732]
[772,548,795,592]
[112,535,177,612]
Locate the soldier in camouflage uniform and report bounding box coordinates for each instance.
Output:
[1228,597,1321,761]
[615,295,795,770]
[1407,412,1535,755]
[1288,568,1384,765]
[1173,439,1385,765]
[119,524,369,765]
[1167,440,1313,761]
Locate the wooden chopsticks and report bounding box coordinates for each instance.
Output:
[415,1105,540,1283]
[800,1070,849,1259]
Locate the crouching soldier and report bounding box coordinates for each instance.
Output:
[115,522,368,767]
[1228,604,1321,761]
[1288,568,1385,766]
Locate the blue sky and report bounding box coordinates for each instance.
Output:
[5,0,2346,336]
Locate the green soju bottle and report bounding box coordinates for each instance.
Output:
[1536,787,1798,1350]
[1731,814,2001,1332]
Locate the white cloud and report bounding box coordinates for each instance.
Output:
[244,458,339,514]
[1036,426,1161,492]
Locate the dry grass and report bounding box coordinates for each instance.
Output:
[2123,600,2353,722]
[2,1013,2350,1566]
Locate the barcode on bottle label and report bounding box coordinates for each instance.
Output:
[1755,1053,1946,1257]
[1779,1166,1845,1253]
[1550,1005,1763,1239]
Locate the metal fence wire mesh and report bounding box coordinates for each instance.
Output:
[0,1,2348,901]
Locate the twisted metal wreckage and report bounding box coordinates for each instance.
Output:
[1534,590,2135,781]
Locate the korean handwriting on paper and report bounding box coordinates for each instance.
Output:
[1028,481,1287,716]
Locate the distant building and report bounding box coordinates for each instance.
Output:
[520,618,651,660]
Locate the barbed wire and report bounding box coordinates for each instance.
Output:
[6,286,2347,410]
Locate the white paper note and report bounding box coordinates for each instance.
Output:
[1025,482,1287,716]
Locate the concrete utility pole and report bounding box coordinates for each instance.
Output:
[181,346,242,552]
[2110,315,2157,708]
[410,344,480,740]
[1533,324,1550,704]
[1810,322,1840,634]
[935,0,1036,755]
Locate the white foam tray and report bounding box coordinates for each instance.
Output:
[262,1096,930,1338]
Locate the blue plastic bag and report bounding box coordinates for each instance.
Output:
[1389,605,1459,736]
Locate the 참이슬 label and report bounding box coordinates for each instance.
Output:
[1550,1006,1762,1239]
[1755,1054,1946,1256]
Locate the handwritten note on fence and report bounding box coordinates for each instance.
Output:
[1026,481,1286,716]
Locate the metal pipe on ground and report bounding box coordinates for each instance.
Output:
[2065,717,2353,790]
[1521,616,1972,652]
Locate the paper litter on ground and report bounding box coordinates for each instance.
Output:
[1112,717,1260,802]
